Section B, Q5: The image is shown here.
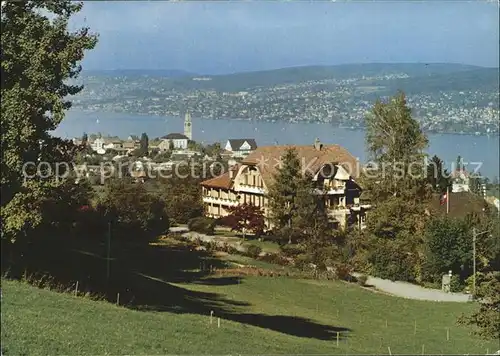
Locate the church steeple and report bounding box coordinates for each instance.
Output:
[184,111,192,140]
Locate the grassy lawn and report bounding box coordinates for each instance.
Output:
[2,234,497,355]
[2,275,497,354]
[242,239,281,253]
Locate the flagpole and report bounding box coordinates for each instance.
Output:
[446,186,449,215]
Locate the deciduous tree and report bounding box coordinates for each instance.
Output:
[1,1,98,207]
[223,203,265,238]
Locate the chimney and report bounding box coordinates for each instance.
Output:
[314,138,322,151]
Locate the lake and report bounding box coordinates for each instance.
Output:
[53,110,500,179]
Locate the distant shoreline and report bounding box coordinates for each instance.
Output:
[71,108,499,138]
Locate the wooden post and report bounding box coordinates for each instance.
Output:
[421,344,425,355]
[387,346,392,355]
[336,332,339,347]
[414,320,417,335]
[217,317,220,328]
[446,327,450,341]
[210,310,214,324]
[116,293,120,306]
[385,319,388,328]
[75,281,79,296]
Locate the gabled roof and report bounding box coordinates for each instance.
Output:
[200,164,240,189]
[227,139,257,151]
[242,144,359,185]
[162,133,189,140]
[200,172,233,189]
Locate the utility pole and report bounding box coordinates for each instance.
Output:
[472,227,476,298]
[446,186,450,215]
[106,221,111,282]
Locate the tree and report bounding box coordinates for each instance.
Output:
[267,148,302,231]
[459,271,500,340]
[361,92,431,282]
[267,148,330,244]
[96,180,169,240]
[456,155,463,172]
[426,155,451,194]
[81,132,88,147]
[223,203,265,238]
[470,172,487,196]
[1,1,97,242]
[364,91,429,201]
[140,133,149,156]
[1,1,98,207]
[421,216,471,283]
[203,142,223,159]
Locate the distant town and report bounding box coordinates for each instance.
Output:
[71,64,500,135]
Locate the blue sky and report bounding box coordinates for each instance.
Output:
[71,1,499,74]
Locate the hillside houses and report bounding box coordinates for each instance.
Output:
[224,139,258,158]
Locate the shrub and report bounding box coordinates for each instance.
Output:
[335,264,352,281]
[246,245,262,258]
[450,274,464,293]
[368,240,416,282]
[188,217,216,235]
[294,254,312,270]
[279,244,304,257]
[356,274,368,286]
[259,253,289,266]
[220,243,238,254]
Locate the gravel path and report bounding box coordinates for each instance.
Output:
[169,228,473,302]
[352,273,473,302]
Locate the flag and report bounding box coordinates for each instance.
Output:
[440,192,448,206]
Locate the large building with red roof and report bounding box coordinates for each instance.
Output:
[200,139,370,230]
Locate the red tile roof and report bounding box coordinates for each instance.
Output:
[242,144,359,185]
[200,172,233,189]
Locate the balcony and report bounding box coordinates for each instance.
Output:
[236,183,266,195]
[203,195,239,207]
[349,204,372,211]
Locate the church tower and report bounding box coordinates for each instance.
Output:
[184,112,192,140]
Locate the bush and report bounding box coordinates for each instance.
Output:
[294,254,312,270]
[259,253,289,266]
[368,240,417,282]
[356,274,368,286]
[246,245,262,258]
[450,275,464,293]
[188,217,216,235]
[335,264,352,281]
[279,244,304,257]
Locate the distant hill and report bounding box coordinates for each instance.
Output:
[170,63,486,92]
[382,67,499,95]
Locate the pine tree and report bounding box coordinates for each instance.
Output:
[426,155,451,194]
[140,133,149,156]
[267,148,329,244]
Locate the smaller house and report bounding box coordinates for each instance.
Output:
[451,169,470,193]
[224,139,257,158]
[162,133,189,150]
